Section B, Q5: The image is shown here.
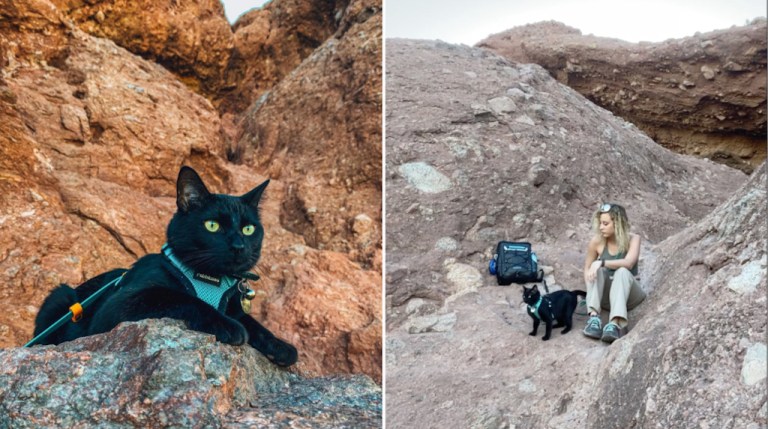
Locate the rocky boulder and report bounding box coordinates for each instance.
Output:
[478,20,767,174]
[0,319,381,428]
[589,163,766,428]
[0,0,381,386]
[50,0,234,96]
[216,0,347,115]
[235,0,382,269]
[385,39,763,428]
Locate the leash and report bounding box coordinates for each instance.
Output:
[25,274,124,347]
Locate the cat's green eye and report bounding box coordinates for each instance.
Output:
[242,225,255,236]
[204,220,220,233]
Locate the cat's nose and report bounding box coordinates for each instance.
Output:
[231,239,246,254]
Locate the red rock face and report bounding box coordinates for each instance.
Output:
[235,0,383,270]
[0,0,382,384]
[478,20,767,173]
[216,0,347,115]
[50,0,234,95]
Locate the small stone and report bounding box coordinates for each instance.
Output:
[529,164,548,187]
[488,96,517,115]
[405,298,426,315]
[506,87,530,101]
[398,162,452,194]
[515,115,535,126]
[407,312,457,334]
[723,61,744,72]
[434,237,458,251]
[742,342,767,385]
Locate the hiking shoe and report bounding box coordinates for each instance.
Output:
[575,299,589,316]
[601,322,621,343]
[582,316,602,339]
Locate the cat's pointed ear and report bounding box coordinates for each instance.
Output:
[241,179,270,209]
[532,284,538,292]
[176,166,211,212]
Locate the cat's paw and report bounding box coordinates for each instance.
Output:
[542,335,550,341]
[561,327,572,334]
[213,319,249,346]
[251,336,298,367]
[528,331,537,336]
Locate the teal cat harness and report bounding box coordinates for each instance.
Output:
[161,244,258,312]
[527,296,552,320]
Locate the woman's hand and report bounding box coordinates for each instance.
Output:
[585,260,602,284]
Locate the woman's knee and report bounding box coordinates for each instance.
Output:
[614,267,632,277]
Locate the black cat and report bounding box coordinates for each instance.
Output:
[32,166,298,367]
[522,285,587,341]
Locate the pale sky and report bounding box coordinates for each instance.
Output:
[385,0,767,45]
[221,0,270,24]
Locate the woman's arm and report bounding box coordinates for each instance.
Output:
[603,234,641,270]
[584,236,601,283]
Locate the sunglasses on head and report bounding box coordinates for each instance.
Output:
[600,203,613,213]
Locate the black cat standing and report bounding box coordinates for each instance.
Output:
[33,166,298,367]
[523,285,587,341]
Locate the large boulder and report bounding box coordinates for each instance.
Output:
[235,0,382,269]
[478,20,767,174]
[590,162,766,427]
[50,0,234,95]
[385,39,763,428]
[0,319,381,428]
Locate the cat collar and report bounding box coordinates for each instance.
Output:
[162,244,258,312]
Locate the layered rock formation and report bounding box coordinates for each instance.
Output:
[0,0,381,395]
[478,20,767,173]
[0,319,381,428]
[235,0,383,266]
[217,0,347,114]
[50,0,234,95]
[385,39,764,428]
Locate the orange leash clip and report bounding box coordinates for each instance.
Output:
[69,302,84,322]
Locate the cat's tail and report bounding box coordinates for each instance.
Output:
[33,284,79,345]
[572,290,587,298]
[32,269,127,345]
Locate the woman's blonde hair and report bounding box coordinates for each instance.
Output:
[592,203,631,254]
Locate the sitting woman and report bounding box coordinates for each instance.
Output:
[582,203,646,343]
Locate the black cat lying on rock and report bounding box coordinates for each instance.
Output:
[33,166,298,367]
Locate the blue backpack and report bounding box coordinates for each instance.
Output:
[490,241,544,286]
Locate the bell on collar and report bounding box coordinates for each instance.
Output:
[240,295,252,313]
[240,287,256,313]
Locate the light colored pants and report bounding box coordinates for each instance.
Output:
[586,267,646,328]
